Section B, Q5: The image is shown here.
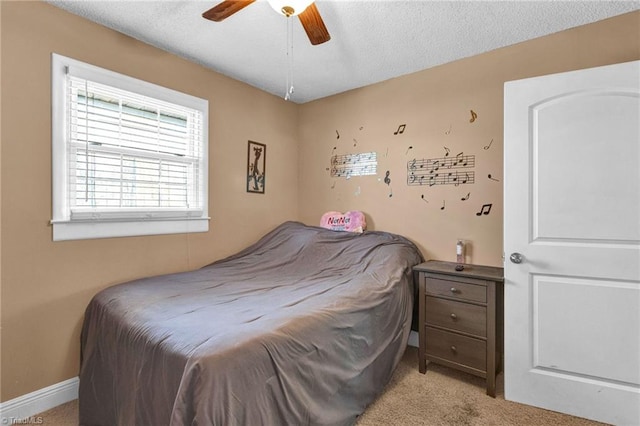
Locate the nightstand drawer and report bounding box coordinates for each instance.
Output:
[424,277,486,303]
[425,296,487,337]
[425,326,486,372]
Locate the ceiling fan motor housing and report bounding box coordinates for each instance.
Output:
[268,0,314,17]
[281,5,295,17]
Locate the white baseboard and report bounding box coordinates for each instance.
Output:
[0,377,78,423]
[408,330,418,348]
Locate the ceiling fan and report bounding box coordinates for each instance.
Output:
[202,0,331,45]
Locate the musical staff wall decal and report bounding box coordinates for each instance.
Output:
[406,153,476,187]
[330,152,378,178]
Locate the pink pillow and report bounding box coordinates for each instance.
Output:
[320,211,366,233]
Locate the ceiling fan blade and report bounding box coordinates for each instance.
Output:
[202,0,256,22]
[298,3,331,45]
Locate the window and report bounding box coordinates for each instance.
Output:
[51,54,209,241]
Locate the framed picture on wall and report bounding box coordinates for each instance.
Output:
[247,140,266,194]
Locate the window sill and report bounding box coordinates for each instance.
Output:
[51,217,210,241]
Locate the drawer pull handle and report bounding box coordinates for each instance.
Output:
[450,345,457,352]
[450,313,457,320]
[450,287,459,293]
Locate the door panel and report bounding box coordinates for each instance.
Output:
[534,92,640,242]
[504,61,640,426]
[534,274,640,384]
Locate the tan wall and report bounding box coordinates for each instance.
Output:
[0,2,299,401]
[297,11,640,267]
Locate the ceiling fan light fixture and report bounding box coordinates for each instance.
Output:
[267,0,314,17]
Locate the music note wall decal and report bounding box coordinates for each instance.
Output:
[469,110,478,123]
[440,200,446,210]
[488,174,500,182]
[444,146,450,157]
[393,124,406,135]
[476,203,492,216]
[336,130,340,139]
[461,192,470,201]
[484,139,493,150]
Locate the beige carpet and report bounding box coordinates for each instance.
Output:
[35,346,603,425]
[355,347,602,426]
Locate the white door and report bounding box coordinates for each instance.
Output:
[504,61,640,426]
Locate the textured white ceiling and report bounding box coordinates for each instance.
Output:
[46,0,639,103]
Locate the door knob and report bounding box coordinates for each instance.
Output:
[510,253,523,264]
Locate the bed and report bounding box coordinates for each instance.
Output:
[79,221,423,425]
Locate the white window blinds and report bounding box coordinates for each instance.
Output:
[66,74,204,219]
[51,54,209,241]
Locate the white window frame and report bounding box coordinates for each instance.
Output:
[51,53,209,241]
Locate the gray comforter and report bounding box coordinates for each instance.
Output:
[79,221,423,425]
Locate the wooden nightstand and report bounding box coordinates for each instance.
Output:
[414,260,504,397]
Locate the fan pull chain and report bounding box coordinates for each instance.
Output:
[284,17,294,101]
